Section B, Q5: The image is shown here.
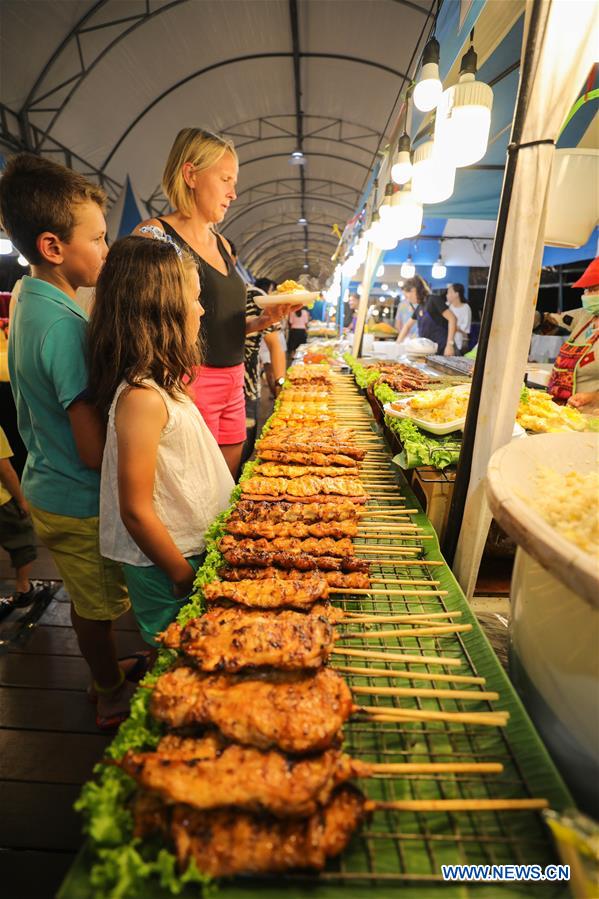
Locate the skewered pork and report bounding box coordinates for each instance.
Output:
[241,475,367,499]
[233,499,359,523]
[253,462,359,479]
[221,545,369,573]
[162,605,334,671]
[225,518,358,539]
[258,449,359,468]
[219,566,372,590]
[168,786,366,876]
[150,666,353,753]
[257,430,366,460]
[219,534,356,559]
[203,575,329,609]
[122,736,367,818]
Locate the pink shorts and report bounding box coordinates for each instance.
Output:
[190,363,246,445]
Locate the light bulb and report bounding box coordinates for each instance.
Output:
[389,188,423,239]
[400,257,415,279]
[378,183,395,221]
[0,238,13,255]
[411,140,455,204]
[298,217,307,224]
[434,45,493,168]
[413,38,442,113]
[17,254,29,267]
[391,132,413,185]
[432,256,447,279]
[381,283,389,291]
[376,264,385,277]
[371,222,398,251]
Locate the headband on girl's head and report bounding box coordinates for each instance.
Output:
[138,225,184,258]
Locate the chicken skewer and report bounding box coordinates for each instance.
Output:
[150,666,506,751]
[160,608,470,673]
[120,735,504,819]
[218,565,442,589]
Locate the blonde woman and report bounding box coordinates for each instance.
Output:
[135,128,283,477]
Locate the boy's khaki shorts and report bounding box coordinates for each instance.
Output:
[29,506,130,621]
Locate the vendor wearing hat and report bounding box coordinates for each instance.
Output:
[547,257,599,408]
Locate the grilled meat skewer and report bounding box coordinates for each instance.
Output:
[258,449,358,468]
[150,666,353,753]
[225,518,358,539]
[241,475,368,500]
[253,462,359,479]
[221,545,370,573]
[219,566,372,590]
[203,575,330,610]
[257,430,366,460]
[219,534,356,559]
[122,736,366,818]
[161,606,335,671]
[232,499,360,522]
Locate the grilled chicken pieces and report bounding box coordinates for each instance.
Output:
[254,462,359,479]
[241,475,368,499]
[221,545,369,573]
[203,575,329,610]
[257,429,366,460]
[258,449,359,468]
[219,566,372,590]
[233,499,360,522]
[150,666,353,753]
[219,534,356,558]
[161,606,335,671]
[225,518,358,539]
[122,735,368,818]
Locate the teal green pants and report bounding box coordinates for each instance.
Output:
[122,555,203,646]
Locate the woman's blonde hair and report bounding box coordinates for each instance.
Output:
[162,128,237,217]
[87,236,201,416]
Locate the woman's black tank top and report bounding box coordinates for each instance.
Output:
[158,219,246,367]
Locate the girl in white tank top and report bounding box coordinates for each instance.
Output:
[87,236,234,645]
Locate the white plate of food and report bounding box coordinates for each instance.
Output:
[384,385,471,435]
[254,291,320,309]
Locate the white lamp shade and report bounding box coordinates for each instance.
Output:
[435,74,493,168]
[400,261,416,278]
[0,238,13,255]
[376,264,385,277]
[432,261,447,279]
[17,254,29,267]
[411,140,456,205]
[544,148,599,248]
[413,62,443,112]
[391,150,413,185]
[371,222,398,251]
[389,189,423,238]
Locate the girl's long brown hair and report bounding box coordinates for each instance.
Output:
[87,236,200,417]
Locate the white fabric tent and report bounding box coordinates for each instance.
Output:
[452,0,599,597]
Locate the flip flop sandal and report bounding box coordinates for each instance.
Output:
[86,652,152,704]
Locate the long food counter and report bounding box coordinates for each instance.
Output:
[59,363,572,899]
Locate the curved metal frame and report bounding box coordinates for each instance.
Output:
[220,113,382,154]
[233,176,360,207]
[224,193,356,229]
[245,236,337,270]
[238,224,336,260]
[250,246,335,274]
[101,52,408,169]
[253,247,333,276]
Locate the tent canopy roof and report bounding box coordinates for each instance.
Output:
[0,0,435,280]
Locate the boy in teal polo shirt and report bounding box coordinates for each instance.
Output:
[0,154,137,729]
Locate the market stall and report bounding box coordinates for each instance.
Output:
[59,359,573,898]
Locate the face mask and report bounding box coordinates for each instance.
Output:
[581,292,599,315]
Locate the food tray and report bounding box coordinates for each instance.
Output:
[384,399,466,435]
[59,379,572,899]
[254,291,319,309]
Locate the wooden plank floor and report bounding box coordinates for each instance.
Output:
[0,545,146,898]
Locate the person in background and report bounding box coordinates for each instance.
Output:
[0,425,48,619]
[0,154,138,730]
[446,283,472,354]
[87,236,234,646]
[395,274,457,356]
[0,280,27,478]
[243,278,286,462]
[547,256,599,407]
[344,292,359,329]
[288,305,311,357]
[134,128,284,478]
[394,289,416,330]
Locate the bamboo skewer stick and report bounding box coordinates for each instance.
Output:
[329,587,448,597]
[371,577,441,585]
[368,798,548,813]
[352,684,499,702]
[357,534,434,540]
[341,624,472,640]
[335,665,485,686]
[356,549,422,557]
[368,761,503,775]
[363,560,445,567]
[361,707,509,727]
[333,647,462,667]
[340,610,460,621]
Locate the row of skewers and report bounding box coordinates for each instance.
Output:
[115,362,548,880]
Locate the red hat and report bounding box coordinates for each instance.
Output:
[572,257,599,289]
